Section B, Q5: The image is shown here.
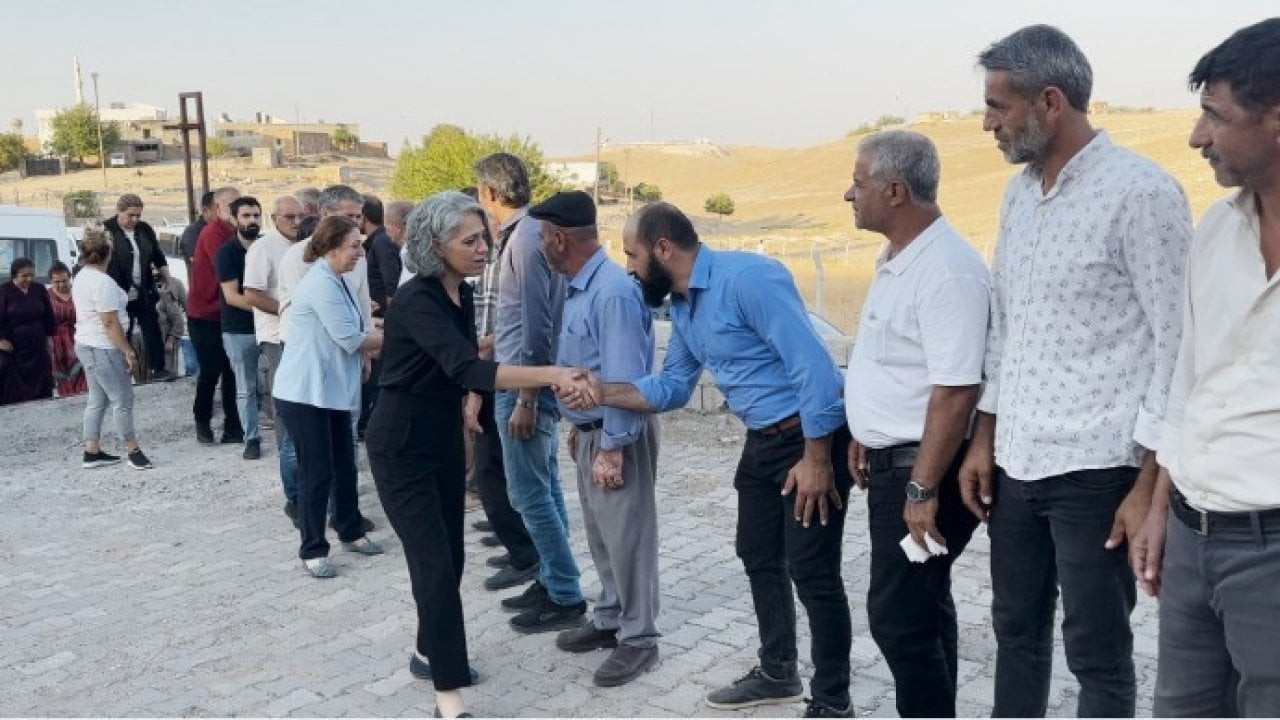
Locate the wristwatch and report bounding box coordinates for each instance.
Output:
[905,480,936,503]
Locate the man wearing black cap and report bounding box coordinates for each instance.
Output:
[535,191,662,687]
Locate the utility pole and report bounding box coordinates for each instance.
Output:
[593,126,602,205]
[90,71,107,189]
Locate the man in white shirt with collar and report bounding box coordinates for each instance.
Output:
[961,25,1192,717]
[1134,19,1280,717]
[843,131,988,718]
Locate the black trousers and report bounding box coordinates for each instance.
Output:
[188,317,240,431]
[865,445,979,718]
[367,390,472,692]
[357,355,381,437]
[989,467,1138,718]
[126,295,165,372]
[275,398,363,560]
[735,423,853,710]
[473,390,539,570]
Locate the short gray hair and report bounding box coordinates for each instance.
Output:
[474,152,531,208]
[978,24,1093,111]
[295,187,321,211]
[318,184,363,213]
[403,191,484,279]
[858,130,941,204]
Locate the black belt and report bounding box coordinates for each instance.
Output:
[1171,487,1280,537]
[866,443,921,472]
[574,419,604,432]
[756,414,801,436]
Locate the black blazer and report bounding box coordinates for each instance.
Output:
[104,215,167,302]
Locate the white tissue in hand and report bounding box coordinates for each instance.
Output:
[899,533,948,563]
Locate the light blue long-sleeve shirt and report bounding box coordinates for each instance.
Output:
[555,248,655,450]
[633,247,846,439]
[272,260,367,413]
[494,209,567,367]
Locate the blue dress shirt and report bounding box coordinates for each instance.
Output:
[633,247,846,439]
[555,248,655,450]
[272,260,367,413]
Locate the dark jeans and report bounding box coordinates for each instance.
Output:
[188,317,240,432]
[357,354,381,437]
[866,445,978,717]
[735,423,853,710]
[275,398,363,560]
[989,467,1138,718]
[367,389,472,691]
[126,295,165,372]
[474,390,539,570]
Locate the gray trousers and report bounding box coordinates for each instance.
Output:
[259,342,283,442]
[1154,508,1280,717]
[574,416,661,648]
[77,344,136,443]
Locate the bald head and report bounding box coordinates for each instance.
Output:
[272,195,304,241]
[385,200,414,246]
[213,186,240,223]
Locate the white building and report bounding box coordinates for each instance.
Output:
[33,102,167,152]
[545,161,600,190]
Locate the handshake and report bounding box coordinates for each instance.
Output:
[553,368,603,411]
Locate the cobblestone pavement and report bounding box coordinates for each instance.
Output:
[0,381,1157,717]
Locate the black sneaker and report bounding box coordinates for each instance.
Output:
[409,654,480,683]
[704,665,804,710]
[220,431,245,445]
[82,450,122,469]
[486,553,511,568]
[149,368,176,383]
[330,515,375,533]
[803,698,853,718]
[509,599,587,634]
[479,534,502,548]
[195,421,215,445]
[483,563,539,591]
[127,448,154,470]
[472,519,493,532]
[242,439,261,460]
[556,623,619,653]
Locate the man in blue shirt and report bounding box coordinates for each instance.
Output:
[564,202,854,717]
[534,191,662,688]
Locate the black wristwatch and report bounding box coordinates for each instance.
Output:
[905,481,936,503]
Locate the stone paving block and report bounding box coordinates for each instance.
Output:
[262,687,323,716]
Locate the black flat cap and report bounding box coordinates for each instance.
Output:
[528,190,596,228]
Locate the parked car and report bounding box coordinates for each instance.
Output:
[0,205,77,283]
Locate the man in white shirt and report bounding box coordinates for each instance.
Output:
[962,25,1192,717]
[843,131,988,718]
[1133,19,1280,717]
[244,195,304,525]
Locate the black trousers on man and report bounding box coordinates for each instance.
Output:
[865,444,979,717]
[735,422,853,711]
[126,295,166,372]
[473,390,539,570]
[188,317,241,434]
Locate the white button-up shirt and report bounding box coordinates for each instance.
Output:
[845,217,990,449]
[1159,191,1280,512]
[242,232,293,345]
[977,131,1192,481]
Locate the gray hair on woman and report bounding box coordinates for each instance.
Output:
[403,191,485,278]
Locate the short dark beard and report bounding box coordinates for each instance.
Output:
[637,254,675,308]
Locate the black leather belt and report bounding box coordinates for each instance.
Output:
[574,419,604,432]
[757,415,802,436]
[866,443,921,472]
[1171,487,1280,536]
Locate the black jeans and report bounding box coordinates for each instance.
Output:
[865,445,978,718]
[989,467,1138,718]
[188,317,240,431]
[126,295,165,372]
[275,398,363,560]
[735,423,853,710]
[367,390,472,691]
[357,355,381,437]
[473,391,539,570]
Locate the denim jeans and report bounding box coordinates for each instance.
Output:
[179,337,198,377]
[495,389,582,606]
[989,467,1138,718]
[221,332,260,442]
[77,344,136,443]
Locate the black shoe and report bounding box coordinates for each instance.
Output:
[409,654,480,683]
[556,623,618,653]
[127,448,153,470]
[195,421,215,445]
[220,431,244,444]
[501,581,548,611]
[704,665,804,710]
[149,368,176,383]
[803,698,854,718]
[479,534,502,548]
[81,450,122,469]
[329,515,376,533]
[483,563,539,591]
[242,439,261,460]
[486,553,511,569]
[593,644,659,687]
[472,519,493,532]
[509,599,587,634]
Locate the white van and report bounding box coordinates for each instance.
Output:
[0,205,77,283]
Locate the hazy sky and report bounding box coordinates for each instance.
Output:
[1,0,1274,156]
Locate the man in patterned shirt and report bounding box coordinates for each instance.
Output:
[961,25,1192,718]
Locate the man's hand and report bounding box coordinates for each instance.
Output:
[463,393,483,434]
[556,368,601,410]
[568,427,579,458]
[592,448,624,490]
[508,401,536,441]
[123,351,137,375]
[782,444,842,528]
[848,440,869,489]
[904,495,946,552]
[0,339,13,353]
[1107,454,1158,559]
[959,442,995,523]
[1132,493,1169,597]
[165,335,177,353]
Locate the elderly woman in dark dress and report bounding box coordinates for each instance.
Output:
[0,258,55,405]
[366,191,592,719]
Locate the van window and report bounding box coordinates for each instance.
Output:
[0,237,60,283]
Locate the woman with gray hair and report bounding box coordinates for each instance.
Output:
[367,191,591,719]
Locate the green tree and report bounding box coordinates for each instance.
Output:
[390,124,562,203]
[49,104,120,166]
[704,192,735,218]
[205,138,233,158]
[0,133,28,173]
[332,125,358,152]
[632,182,663,203]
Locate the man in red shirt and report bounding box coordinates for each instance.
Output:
[188,186,243,444]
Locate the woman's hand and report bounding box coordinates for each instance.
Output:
[556,368,600,410]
